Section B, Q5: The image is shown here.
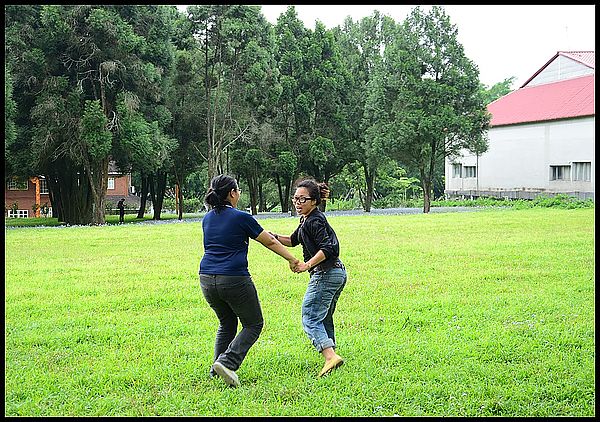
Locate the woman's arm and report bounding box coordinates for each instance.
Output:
[255,230,300,270]
[296,250,327,273]
[267,231,294,247]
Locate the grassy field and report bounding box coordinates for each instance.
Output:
[4,207,595,416]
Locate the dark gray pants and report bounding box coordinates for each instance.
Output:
[199,274,264,371]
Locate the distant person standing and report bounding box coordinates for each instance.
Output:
[117,198,125,224]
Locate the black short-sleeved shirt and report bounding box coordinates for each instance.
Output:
[290,208,340,272]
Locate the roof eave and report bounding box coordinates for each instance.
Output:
[490,113,595,128]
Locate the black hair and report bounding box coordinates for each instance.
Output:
[205,174,238,211]
[296,179,329,206]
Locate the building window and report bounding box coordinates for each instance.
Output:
[572,162,591,182]
[550,165,571,181]
[452,163,462,178]
[39,178,49,194]
[7,209,29,218]
[7,178,28,190]
[108,177,115,190]
[463,166,477,178]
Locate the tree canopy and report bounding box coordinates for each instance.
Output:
[5,5,498,220]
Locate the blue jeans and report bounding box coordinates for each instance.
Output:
[301,265,347,352]
[199,274,264,371]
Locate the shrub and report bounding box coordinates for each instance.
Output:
[328,198,361,211]
[104,200,115,213]
[433,194,594,209]
[10,201,18,217]
[162,197,204,213]
[40,202,50,217]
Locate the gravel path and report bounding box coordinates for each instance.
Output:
[5,206,489,229]
[138,206,487,225]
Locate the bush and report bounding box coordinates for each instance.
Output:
[433,194,594,209]
[40,202,50,217]
[162,197,204,213]
[104,200,114,213]
[328,198,361,211]
[530,193,594,209]
[10,201,18,217]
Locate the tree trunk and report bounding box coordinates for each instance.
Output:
[49,161,93,225]
[354,187,364,210]
[149,171,168,220]
[258,181,265,212]
[420,167,431,214]
[148,174,156,218]
[422,185,431,213]
[177,182,184,220]
[248,176,258,215]
[46,174,63,222]
[364,164,375,212]
[275,174,286,213]
[89,158,109,225]
[137,174,148,219]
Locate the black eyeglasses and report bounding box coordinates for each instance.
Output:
[291,196,313,204]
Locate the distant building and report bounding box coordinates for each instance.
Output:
[445,51,594,200]
[4,161,136,218]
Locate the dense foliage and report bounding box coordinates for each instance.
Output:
[5,5,496,223]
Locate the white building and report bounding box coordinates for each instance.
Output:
[445,51,595,200]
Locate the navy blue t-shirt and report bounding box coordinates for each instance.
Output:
[199,206,264,276]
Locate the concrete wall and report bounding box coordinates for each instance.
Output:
[445,116,595,199]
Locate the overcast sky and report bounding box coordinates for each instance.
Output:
[177,4,595,89]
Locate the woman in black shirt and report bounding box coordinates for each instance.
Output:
[270,179,347,377]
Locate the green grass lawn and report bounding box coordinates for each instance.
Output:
[4,208,595,416]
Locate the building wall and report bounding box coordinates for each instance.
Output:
[107,173,131,197]
[527,56,594,87]
[5,174,133,217]
[4,178,51,217]
[446,116,595,199]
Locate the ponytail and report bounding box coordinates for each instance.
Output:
[204,175,238,212]
[296,179,329,205]
[317,182,330,202]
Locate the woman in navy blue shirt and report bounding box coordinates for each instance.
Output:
[199,175,300,387]
[270,179,347,378]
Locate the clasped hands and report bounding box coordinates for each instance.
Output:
[289,260,310,273]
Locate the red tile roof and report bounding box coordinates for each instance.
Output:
[488,75,594,127]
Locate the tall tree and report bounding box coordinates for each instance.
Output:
[272,6,311,210]
[229,8,283,213]
[5,5,179,224]
[120,5,179,220]
[165,48,207,219]
[335,12,399,211]
[187,4,269,184]
[4,64,18,176]
[385,6,491,213]
[272,150,297,212]
[302,21,350,187]
[5,5,48,188]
